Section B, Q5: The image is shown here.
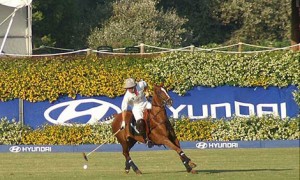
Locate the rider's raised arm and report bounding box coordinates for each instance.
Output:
[138,80,149,98]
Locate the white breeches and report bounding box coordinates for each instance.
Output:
[132,101,152,120]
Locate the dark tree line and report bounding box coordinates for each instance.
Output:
[32,0,298,50]
[33,0,113,49]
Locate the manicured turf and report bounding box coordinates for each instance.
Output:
[0,148,299,180]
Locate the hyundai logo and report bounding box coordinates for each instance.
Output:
[196,142,207,149]
[9,146,21,153]
[44,99,121,125]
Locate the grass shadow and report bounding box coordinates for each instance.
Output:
[198,168,293,174]
[142,168,293,175]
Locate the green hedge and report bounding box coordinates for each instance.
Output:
[21,123,113,145]
[147,51,300,94]
[0,118,31,145]
[0,51,299,103]
[174,116,299,141]
[0,116,298,145]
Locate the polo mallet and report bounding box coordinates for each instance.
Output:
[83,128,122,161]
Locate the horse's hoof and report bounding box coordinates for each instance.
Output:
[125,169,130,174]
[189,169,198,174]
[135,169,142,175]
[189,161,197,168]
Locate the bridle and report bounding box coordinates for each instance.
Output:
[151,88,173,108]
[149,87,173,128]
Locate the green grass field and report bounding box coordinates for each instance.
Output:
[0,148,299,180]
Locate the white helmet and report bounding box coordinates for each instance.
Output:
[124,78,136,89]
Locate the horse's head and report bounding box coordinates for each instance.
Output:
[152,85,173,107]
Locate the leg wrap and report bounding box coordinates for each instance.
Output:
[125,160,131,171]
[179,151,191,164]
[183,160,192,172]
[178,151,192,172]
[128,160,138,172]
[179,151,192,172]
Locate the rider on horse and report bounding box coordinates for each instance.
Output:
[121,78,153,147]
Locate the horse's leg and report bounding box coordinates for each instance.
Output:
[155,123,197,172]
[166,121,198,170]
[121,139,142,174]
[125,159,142,175]
[113,113,142,174]
[160,138,197,174]
[170,136,197,169]
[178,150,197,170]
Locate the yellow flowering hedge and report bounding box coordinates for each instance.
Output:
[173,116,299,142]
[0,55,154,102]
[1,116,298,145]
[21,123,114,145]
[0,51,299,103]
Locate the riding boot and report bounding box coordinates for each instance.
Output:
[136,119,153,148]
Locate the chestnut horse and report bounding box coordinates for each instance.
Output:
[111,85,197,174]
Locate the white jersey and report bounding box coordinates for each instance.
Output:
[121,80,152,120]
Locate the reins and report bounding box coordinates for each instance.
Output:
[148,88,172,131]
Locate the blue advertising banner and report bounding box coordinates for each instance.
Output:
[24,96,123,128]
[168,85,299,120]
[0,99,19,120]
[0,140,298,153]
[0,85,298,129]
